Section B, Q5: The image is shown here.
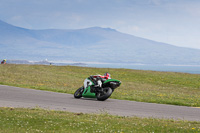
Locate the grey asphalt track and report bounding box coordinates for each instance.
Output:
[0,85,199,121]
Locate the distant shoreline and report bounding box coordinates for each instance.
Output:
[2,59,200,74]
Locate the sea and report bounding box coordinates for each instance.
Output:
[56,62,200,74]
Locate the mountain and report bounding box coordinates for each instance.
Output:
[1,19,200,65]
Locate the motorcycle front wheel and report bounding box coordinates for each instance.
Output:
[96,87,112,101]
[74,86,84,98]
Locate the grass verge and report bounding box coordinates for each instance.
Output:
[0,64,200,107]
[0,107,200,133]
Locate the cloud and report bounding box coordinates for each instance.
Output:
[70,14,82,23]
[10,15,23,21]
[185,5,200,17]
[148,0,162,5]
[115,23,142,35]
[8,15,33,29]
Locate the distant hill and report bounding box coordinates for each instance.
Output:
[1,19,200,65]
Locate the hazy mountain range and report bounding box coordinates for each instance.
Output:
[1,19,200,65]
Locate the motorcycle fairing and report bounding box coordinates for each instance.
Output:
[102,79,121,89]
[82,78,96,98]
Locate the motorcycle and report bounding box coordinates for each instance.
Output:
[74,76,121,101]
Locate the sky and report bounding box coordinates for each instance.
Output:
[0,0,200,49]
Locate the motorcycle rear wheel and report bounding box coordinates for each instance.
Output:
[96,87,112,101]
[74,87,84,98]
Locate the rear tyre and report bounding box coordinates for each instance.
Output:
[96,87,112,101]
[74,87,84,98]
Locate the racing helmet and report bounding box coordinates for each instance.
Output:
[104,72,111,78]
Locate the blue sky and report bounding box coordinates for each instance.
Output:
[0,0,200,49]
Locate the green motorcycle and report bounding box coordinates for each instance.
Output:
[74,76,121,101]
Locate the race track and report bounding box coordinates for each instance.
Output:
[0,85,199,121]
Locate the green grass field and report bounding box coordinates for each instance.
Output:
[0,64,200,132]
[0,107,200,133]
[0,64,200,107]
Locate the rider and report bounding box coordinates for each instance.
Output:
[89,73,111,87]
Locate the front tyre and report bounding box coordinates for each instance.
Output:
[74,87,84,98]
[96,87,112,101]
